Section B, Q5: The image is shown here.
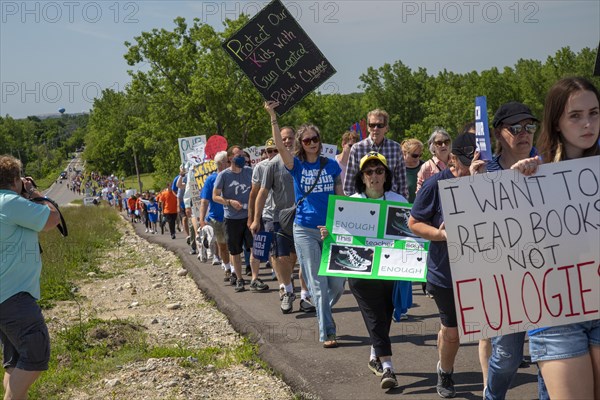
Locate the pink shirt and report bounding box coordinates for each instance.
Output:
[416,156,447,193]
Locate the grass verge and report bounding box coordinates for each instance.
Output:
[0,205,270,399]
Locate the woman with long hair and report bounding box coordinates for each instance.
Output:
[265,101,346,348]
[514,76,600,400]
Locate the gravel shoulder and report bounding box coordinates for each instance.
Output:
[44,216,294,399]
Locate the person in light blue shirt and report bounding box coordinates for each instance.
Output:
[0,155,59,399]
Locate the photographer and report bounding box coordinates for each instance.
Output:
[0,155,59,399]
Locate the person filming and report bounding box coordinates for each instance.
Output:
[0,155,60,399]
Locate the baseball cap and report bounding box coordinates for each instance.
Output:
[359,151,388,170]
[492,102,539,128]
[265,138,276,149]
[451,133,477,167]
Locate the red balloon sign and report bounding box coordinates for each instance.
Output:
[205,135,228,160]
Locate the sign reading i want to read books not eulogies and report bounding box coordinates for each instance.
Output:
[439,156,600,343]
[318,196,429,281]
[221,0,336,115]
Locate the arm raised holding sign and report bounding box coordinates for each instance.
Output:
[265,101,294,170]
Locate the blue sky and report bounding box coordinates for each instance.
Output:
[1,1,598,118]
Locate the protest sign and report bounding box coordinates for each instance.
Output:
[192,159,217,196]
[321,143,337,159]
[83,197,96,206]
[252,231,273,261]
[178,135,207,165]
[244,146,265,167]
[475,96,492,161]
[439,156,600,342]
[221,0,336,115]
[205,135,228,160]
[319,195,428,281]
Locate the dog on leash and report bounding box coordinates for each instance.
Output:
[197,225,216,263]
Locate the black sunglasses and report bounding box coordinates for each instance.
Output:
[505,123,537,136]
[455,146,475,159]
[266,148,278,154]
[368,123,386,129]
[363,167,386,176]
[434,139,451,147]
[301,136,320,145]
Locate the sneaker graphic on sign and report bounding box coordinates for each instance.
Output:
[335,247,371,271]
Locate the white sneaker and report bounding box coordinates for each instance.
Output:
[212,255,221,266]
[145,228,149,233]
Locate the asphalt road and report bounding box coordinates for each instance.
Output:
[43,156,85,206]
[131,219,540,400]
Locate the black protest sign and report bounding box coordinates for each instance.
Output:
[221,0,336,115]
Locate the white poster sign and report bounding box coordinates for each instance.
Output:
[439,156,600,342]
[178,135,207,165]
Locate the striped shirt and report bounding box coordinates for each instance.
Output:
[343,136,408,198]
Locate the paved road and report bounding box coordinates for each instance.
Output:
[131,220,539,400]
[43,156,85,206]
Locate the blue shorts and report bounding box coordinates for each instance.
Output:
[272,222,295,257]
[0,292,50,371]
[529,320,600,363]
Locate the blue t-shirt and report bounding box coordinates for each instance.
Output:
[287,157,341,229]
[0,190,50,303]
[200,173,224,222]
[214,167,253,220]
[410,168,455,288]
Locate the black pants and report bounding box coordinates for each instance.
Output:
[164,213,177,235]
[348,278,395,357]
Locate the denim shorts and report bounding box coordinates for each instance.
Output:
[529,320,600,362]
[0,292,50,371]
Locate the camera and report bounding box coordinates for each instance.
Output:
[21,177,38,196]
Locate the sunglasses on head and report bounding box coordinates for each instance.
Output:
[368,122,386,129]
[301,136,320,145]
[434,139,451,147]
[363,167,386,176]
[504,123,537,136]
[266,148,278,154]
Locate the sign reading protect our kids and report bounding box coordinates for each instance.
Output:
[319,195,429,281]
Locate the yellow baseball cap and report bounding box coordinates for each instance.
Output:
[359,151,388,170]
[265,138,276,149]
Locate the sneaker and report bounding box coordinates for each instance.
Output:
[171,234,176,239]
[278,287,286,301]
[400,313,408,320]
[249,278,269,292]
[245,265,252,276]
[234,279,245,292]
[145,228,149,233]
[299,298,316,313]
[189,249,197,255]
[186,236,191,245]
[212,256,221,266]
[436,361,456,398]
[380,368,398,389]
[224,270,231,282]
[230,273,237,286]
[280,292,296,314]
[368,358,383,376]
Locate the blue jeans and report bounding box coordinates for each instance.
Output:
[293,224,345,342]
[486,331,550,400]
[485,332,525,400]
